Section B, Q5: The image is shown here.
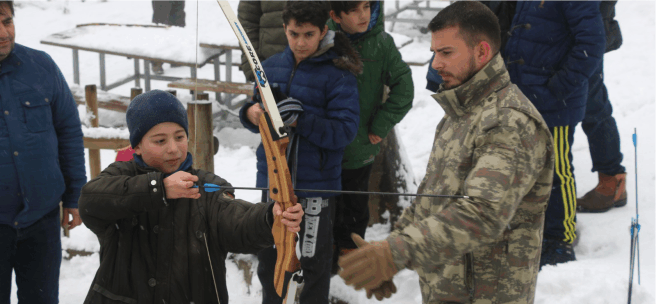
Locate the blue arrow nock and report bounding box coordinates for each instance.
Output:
[192,183,222,193]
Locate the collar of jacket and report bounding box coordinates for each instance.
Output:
[432,53,510,117]
[0,44,23,75]
[133,152,194,177]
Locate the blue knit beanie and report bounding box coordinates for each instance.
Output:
[126,90,188,148]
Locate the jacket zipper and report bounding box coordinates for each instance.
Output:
[465,253,475,302]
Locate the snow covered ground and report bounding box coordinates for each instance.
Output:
[9,1,656,303]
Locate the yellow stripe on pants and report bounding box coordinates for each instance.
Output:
[554,126,577,243]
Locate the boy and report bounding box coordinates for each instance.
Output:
[79,90,303,304]
[327,1,413,261]
[238,2,361,303]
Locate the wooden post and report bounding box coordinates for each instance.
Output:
[187,93,214,173]
[86,85,101,179]
[130,87,143,101]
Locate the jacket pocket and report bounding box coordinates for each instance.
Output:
[92,284,138,304]
[19,94,52,133]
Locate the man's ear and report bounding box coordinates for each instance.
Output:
[477,41,492,64]
[329,10,341,24]
[321,24,329,39]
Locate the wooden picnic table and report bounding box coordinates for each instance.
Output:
[40,24,236,97]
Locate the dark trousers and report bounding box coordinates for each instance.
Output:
[152,1,186,27]
[258,197,335,304]
[544,126,578,244]
[582,59,625,176]
[0,208,61,304]
[333,164,373,249]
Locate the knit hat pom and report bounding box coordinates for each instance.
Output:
[126,90,188,148]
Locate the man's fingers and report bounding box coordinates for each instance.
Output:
[351,233,368,248]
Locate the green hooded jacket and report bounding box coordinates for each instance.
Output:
[327,1,414,170]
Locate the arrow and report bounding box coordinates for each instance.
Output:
[193,183,469,199]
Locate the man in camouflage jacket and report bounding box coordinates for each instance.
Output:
[339,2,554,303]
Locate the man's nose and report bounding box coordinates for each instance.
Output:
[431,56,443,70]
[0,24,8,39]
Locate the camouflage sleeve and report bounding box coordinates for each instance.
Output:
[387,117,546,271]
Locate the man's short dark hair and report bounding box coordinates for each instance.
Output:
[283,1,330,30]
[330,1,371,17]
[2,1,13,16]
[428,1,501,54]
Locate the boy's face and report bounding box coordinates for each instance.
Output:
[330,1,371,35]
[284,19,328,65]
[430,26,479,90]
[134,122,188,174]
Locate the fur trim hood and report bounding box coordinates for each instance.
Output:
[311,30,363,75]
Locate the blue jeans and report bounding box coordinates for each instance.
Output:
[0,208,61,304]
[582,59,625,176]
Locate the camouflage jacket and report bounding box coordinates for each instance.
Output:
[387,53,554,304]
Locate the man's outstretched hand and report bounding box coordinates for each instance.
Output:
[339,234,399,293]
[273,195,303,232]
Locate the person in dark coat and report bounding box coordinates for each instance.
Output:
[151,0,185,74]
[237,1,288,82]
[577,0,628,213]
[500,1,605,268]
[0,2,87,303]
[239,2,361,303]
[79,90,304,304]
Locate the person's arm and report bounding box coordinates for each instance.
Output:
[79,163,168,236]
[49,57,87,229]
[368,37,414,139]
[386,115,549,271]
[547,2,606,102]
[295,72,360,150]
[238,1,263,82]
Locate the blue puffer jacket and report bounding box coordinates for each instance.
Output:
[0,44,86,228]
[502,1,605,127]
[239,31,361,197]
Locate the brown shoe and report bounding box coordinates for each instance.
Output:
[577,172,628,213]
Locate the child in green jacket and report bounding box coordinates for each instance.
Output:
[328,0,414,260]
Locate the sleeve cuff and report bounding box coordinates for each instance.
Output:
[387,233,412,271]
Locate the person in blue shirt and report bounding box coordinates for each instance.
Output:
[0,1,87,303]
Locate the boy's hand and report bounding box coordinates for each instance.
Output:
[368,133,382,145]
[247,103,265,126]
[163,171,201,199]
[273,195,304,232]
[61,208,82,230]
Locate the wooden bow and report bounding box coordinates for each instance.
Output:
[216,1,301,301]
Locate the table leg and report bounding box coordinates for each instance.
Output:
[190,66,197,100]
[214,57,221,103]
[144,60,151,92]
[99,53,106,91]
[72,49,80,85]
[225,50,233,105]
[134,58,141,88]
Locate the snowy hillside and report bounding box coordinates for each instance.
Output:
[9,1,656,303]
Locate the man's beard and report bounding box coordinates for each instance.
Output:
[443,56,478,90]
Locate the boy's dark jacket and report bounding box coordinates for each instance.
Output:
[239,31,361,196]
[327,1,414,169]
[79,160,274,304]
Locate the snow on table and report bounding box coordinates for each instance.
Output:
[41,24,225,65]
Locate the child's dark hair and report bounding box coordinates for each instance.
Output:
[330,1,372,17]
[282,1,330,30]
[428,1,501,54]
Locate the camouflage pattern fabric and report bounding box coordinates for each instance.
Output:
[387,53,555,304]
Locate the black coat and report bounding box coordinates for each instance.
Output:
[79,160,274,304]
[600,0,622,52]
